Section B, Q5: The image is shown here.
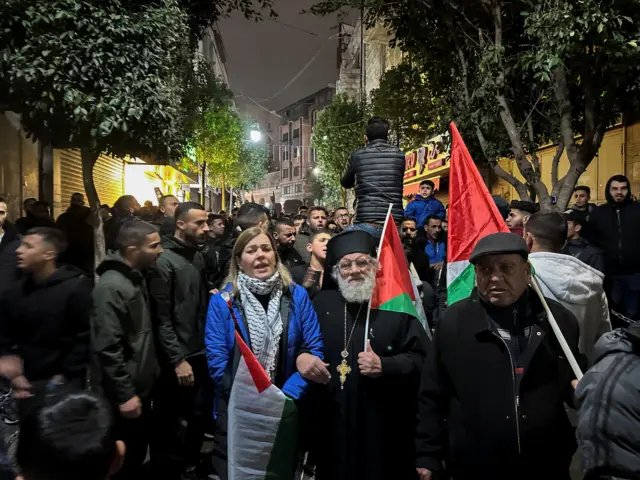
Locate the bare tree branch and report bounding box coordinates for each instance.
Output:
[551,140,565,188]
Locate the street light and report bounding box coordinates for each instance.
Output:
[313,167,320,175]
[250,130,262,143]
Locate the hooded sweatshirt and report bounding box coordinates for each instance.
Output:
[529,252,611,356]
[589,174,640,275]
[0,265,93,385]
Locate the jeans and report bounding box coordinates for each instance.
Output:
[611,273,640,319]
[344,222,383,239]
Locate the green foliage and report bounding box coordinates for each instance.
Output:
[0,0,193,161]
[235,134,269,191]
[370,60,450,151]
[311,94,369,208]
[311,0,640,209]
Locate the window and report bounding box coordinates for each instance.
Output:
[295,184,302,193]
[293,128,300,139]
[311,110,318,126]
[267,122,272,131]
[286,110,290,117]
[282,132,289,142]
[284,186,291,195]
[293,147,298,158]
[294,166,300,177]
[283,169,288,179]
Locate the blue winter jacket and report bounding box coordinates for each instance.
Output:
[404,195,446,227]
[205,283,323,408]
[425,240,446,263]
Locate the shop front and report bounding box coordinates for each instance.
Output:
[124,163,195,205]
[402,134,451,207]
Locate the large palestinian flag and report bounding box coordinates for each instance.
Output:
[447,122,509,305]
[370,211,427,331]
[227,331,298,480]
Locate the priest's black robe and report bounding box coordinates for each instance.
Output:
[308,289,429,480]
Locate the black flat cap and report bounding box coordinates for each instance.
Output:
[564,209,588,225]
[510,200,538,214]
[469,232,529,264]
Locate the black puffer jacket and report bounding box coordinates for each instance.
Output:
[589,175,640,275]
[147,235,209,366]
[342,139,405,224]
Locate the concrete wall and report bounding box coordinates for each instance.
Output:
[0,114,39,221]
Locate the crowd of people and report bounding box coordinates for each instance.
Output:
[0,116,639,480]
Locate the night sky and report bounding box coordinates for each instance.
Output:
[218,0,343,112]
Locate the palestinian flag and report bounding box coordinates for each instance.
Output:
[227,331,298,480]
[447,122,509,305]
[370,211,422,323]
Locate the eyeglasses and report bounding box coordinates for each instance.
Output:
[402,227,417,232]
[338,256,372,272]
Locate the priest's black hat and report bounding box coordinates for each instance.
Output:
[322,230,377,291]
[469,232,528,265]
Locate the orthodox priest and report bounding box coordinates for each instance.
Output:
[298,229,429,480]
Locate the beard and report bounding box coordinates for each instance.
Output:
[334,269,376,304]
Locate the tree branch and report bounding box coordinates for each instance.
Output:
[551,140,565,188]
[555,64,578,162]
[527,116,541,174]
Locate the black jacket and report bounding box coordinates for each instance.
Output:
[203,237,225,290]
[91,252,159,404]
[342,139,405,224]
[147,235,209,366]
[56,205,94,274]
[0,221,19,255]
[565,238,604,273]
[589,177,640,275]
[152,215,175,237]
[416,289,580,478]
[403,237,431,281]
[279,245,305,271]
[0,265,92,386]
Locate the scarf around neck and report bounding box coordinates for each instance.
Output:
[237,271,284,379]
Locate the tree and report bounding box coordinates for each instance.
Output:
[370,60,450,151]
[0,0,196,264]
[236,138,268,192]
[312,0,640,210]
[310,94,368,208]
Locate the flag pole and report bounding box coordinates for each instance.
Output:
[530,275,583,380]
[364,203,394,351]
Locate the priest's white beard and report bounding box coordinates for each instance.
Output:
[333,268,376,304]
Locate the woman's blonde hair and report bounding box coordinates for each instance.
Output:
[225,226,292,295]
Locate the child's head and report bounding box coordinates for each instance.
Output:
[18,385,124,480]
[307,230,333,263]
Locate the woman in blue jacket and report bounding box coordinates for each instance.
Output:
[205,226,324,479]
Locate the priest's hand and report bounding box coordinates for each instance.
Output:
[416,468,432,480]
[358,340,382,378]
[296,353,331,384]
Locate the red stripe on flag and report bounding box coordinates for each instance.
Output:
[234,330,272,394]
[371,216,416,310]
[448,122,509,264]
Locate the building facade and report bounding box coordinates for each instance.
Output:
[277,86,335,213]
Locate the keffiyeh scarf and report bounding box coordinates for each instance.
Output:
[237,272,284,379]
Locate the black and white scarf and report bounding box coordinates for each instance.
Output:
[237,272,284,379]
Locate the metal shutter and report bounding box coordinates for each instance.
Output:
[59,150,124,212]
[59,150,85,213]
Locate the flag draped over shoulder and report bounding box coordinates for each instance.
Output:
[370,212,425,328]
[227,331,298,480]
[447,122,509,305]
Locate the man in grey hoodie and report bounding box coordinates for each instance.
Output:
[524,211,611,356]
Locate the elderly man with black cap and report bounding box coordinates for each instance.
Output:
[299,229,428,480]
[415,232,580,480]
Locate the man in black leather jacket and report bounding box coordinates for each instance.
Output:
[341,117,405,237]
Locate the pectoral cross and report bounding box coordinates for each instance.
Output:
[337,359,351,390]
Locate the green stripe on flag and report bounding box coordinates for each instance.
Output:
[265,396,298,478]
[447,263,476,305]
[377,292,419,318]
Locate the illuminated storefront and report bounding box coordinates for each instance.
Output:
[124,163,195,205]
[402,134,451,207]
